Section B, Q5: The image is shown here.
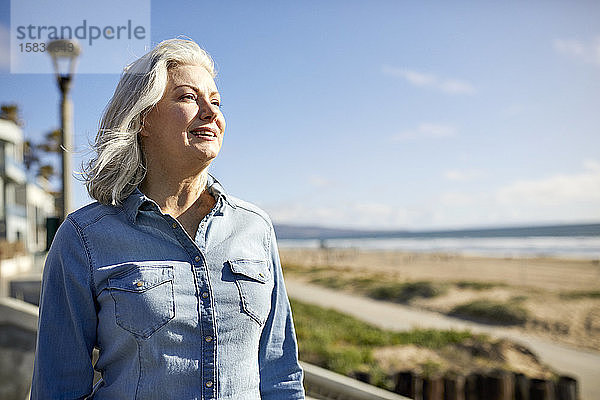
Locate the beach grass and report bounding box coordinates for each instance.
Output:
[308,275,447,303]
[285,263,520,305]
[285,263,449,304]
[367,280,446,303]
[449,299,529,325]
[290,298,478,386]
[559,290,600,299]
[454,281,508,290]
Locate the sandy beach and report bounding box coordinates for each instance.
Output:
[279,248,600,352]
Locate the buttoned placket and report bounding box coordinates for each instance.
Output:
[158,197,222,400]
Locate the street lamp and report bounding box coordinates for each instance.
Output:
[47,39,81,222]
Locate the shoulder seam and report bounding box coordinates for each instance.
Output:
[73,207,123,231]
[234,203,271,226]
[66,217,97,299]
[228,201,274,260]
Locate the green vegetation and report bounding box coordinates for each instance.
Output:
[559,290,600,299]
[449,299,529,325]
[310,275,391,293]
[309,276,349,290]
[454,281,507,290]
[305,271,447,303]
[285,263,536,326]
[368,281,446,303]
[283,264,331,274]
[291,298,478,386]
[285,264,517,306]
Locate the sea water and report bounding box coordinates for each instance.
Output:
[278,235,600,260]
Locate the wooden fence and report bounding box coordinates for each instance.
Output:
[353,370,578,400]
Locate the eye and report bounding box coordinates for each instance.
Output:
[181,93,197,101]
[211,99,221,107]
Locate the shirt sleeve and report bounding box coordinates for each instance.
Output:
[258,226,305,399]
[31,218,98,399]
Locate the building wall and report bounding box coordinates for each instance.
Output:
[0,118,56,253]
[24,183,54,253]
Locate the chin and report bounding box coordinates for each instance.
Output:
[193,143,221,159]
[195,150,220,164]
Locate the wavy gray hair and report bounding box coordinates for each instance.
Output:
[84,38,216,205]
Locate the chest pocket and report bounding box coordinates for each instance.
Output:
[228,259,274,325]
[108,265,175,339]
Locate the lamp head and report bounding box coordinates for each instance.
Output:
[47,39,81,78]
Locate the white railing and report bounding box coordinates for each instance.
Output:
[302,362,410,400]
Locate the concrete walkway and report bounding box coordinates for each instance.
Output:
[285,278,600,400]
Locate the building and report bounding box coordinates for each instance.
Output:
[0,118,56,254]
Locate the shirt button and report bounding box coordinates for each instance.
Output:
[171,222,178,229]
[205,381,213,388]
[194,255,201,262]
[205,336,213,343]
[136,281,143,287]
[201,292,209,299]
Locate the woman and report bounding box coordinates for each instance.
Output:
[31,38,305,400]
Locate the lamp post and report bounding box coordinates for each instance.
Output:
[47,39,80,222]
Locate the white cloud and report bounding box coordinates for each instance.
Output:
[267,160,600,230]
[443,169,486,182]
[309,176,335,188]
[392,123,456,141]
[583,159,600,172]
[268,201,413,229]
[439,79,476,95]
[382,66,436,86]
[439,191,476,207]
[382,65,476,95]
[437,160,600,227]
[495,162,600,206]
[554,37,600,66]
[554,39,586,57]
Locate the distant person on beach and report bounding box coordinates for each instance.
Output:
[31,38,305,399]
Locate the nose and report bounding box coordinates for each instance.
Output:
[198,99,218,122]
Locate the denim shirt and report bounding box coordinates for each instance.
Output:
[31,176,305,400]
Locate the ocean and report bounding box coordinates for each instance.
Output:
[277,223,600,260]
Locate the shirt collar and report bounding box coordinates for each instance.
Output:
[206,174,236,209]
[122,173,236,223]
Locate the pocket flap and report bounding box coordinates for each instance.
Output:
[108,266,174,292]
[228,259,270,283]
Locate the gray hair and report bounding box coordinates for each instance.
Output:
[84,38,216,205]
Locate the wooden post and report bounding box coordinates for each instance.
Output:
[556,376,578,400]
[514,373,530,400]
[482,370,514,400]
[464,373,481,400]
[423,375,444,400]
[444,375,465,400]
[395,371,423,400]
[530,378,555,400]
[352,371,371,384]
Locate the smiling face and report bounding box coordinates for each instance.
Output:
[140,64,226,176]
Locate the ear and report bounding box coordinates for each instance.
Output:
[139,126,150,137]
[139,111,151,137]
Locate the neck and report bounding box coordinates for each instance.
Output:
[140,169,209,219]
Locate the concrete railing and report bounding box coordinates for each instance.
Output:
[0,296,38,330]
[0,255,34,297]
[302,362,410,400]
[0,296,408,400]
[0,297,38,400]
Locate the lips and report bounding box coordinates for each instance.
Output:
[189,126,218,138]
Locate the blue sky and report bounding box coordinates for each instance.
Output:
[1,1,599,229]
